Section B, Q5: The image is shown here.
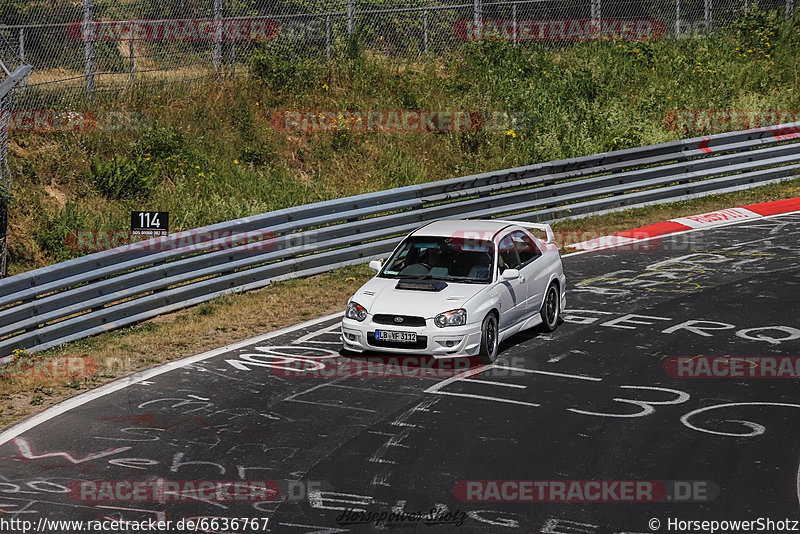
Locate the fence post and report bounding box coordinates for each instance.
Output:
[83,0,95,98]
[512,3,518,46]
[704,0,711,30]
[326,15,332,61]
[787,0,794,18]
[347,0,354,36]
[423,9,429,55]
[591,0,601,23]
[675,0,681,37]
[473,0,483,25]
[213,0,223,76]
[129,22,134,86]
[18,30,25,91]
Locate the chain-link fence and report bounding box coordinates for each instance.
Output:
[0,0,794,105]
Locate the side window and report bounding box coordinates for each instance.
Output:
[511,231,541,265]
[498,234,521,272]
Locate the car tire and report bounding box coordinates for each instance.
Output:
[540,282,561,332]
[478,313,499,364]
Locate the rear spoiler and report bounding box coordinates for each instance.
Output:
[492,220,556,244]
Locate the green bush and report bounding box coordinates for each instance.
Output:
[91,155,155,200]
[137,125,183,159]
[250,46,318,91]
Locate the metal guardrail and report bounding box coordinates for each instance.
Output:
[1,121,799,358]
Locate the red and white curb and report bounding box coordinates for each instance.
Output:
[567,197,800,251]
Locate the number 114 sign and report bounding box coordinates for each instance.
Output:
[131,211,169,237]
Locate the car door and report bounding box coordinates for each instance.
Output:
[493,232,527,330]
[510,230,546,318]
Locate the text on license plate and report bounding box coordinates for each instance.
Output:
[375,330,417,343]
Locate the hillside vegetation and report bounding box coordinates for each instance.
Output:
[7,7,800,274]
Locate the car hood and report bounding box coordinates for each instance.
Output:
[352,277,486,318]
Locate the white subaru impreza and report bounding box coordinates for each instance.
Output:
[341,219,566,363]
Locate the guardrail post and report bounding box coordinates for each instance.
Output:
[83,0,95,98]
[213,0,223,76]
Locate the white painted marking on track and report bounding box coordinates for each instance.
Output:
[724,237,776,249]
[681,402,800,437]
[493,365,602,382]
[424,365,492,394]
[0,312,344,447]
[285,399,377,413]
[328,384,419,396]
[796,458,800,511]
[293,323,342,345]
[368,456,397,465]
[433,391,541,407]
[460,378,526,389]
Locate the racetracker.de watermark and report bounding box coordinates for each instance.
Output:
[64,229,284,253]
[68,17,280,41]
[453,480,718,502]
[0,356,98,379]
[269,110,533,133]
[665,356,800,378]
[68,479,279,502]
[454,18,666,41]
[664,110,800,133]
[2,111,146,133]
[274,357,480,379]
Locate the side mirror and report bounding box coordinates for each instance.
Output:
[501,268,520,280]
[368,259,382,272]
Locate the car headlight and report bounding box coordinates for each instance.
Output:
[434,308,467,328]
[346,301,368,322]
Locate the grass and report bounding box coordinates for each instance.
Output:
[6,7,800,274]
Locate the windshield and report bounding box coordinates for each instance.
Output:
[380,235,495,284]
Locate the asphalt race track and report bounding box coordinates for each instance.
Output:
[1,212,799,533]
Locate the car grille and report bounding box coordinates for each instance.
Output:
[367,332,428,350]
[372,314,427,327]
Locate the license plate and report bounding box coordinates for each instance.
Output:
[375,330,417,343]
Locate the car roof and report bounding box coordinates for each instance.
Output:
[411,219,514,238]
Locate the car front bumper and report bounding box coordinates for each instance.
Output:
[341,316,483,358]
